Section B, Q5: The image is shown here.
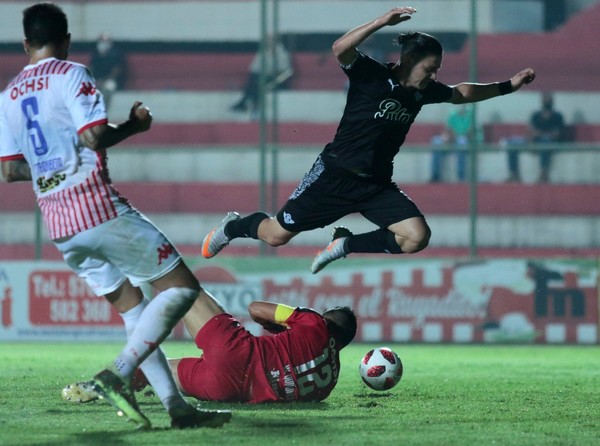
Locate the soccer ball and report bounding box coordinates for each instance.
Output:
[359,347,403,391]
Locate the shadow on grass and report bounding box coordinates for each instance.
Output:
[192,401,332,412]
[353,391,396,398]
[352,391,397,408]
[33,429,150,446]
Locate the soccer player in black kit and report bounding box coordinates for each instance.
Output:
[202,6,536,273]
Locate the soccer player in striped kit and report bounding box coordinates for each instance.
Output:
[0,2,230,429]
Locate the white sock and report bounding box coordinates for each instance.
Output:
[113,287,198,390]
[119,297,189,411]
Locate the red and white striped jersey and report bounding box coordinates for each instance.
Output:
[0,57,130,239]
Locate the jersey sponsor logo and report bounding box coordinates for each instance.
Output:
[282,364,296,401]
[36,173,66,193]
[9,76,50,100]
[268,369,281,396]
[268,364,300,402]
[157,242,174,265]
[374,99,413,123]
[76,82,96,97]
[33,157,64,174]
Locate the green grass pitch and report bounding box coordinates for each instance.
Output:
[1,342,599,446]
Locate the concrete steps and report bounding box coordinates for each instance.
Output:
[2,182,598,251]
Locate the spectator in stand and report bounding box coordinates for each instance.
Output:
[506,92,565,182]
[90,32,127,110]
[502,135,528,182]
[529,92,566,182]
[430,105,472,182]
[230,35,293,116]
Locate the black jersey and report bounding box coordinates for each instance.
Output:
[321,52,453,182]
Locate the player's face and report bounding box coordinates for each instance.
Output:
[406,54,442,90]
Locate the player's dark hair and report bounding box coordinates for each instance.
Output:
[23,2,68,48]
[323,306,357,348]
[396,32,443,64]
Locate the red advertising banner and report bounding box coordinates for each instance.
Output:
[28,270,121,326]
[1,285,12,328]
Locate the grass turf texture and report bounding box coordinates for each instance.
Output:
[1,343,599,446]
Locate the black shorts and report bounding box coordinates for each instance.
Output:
[276,156,424,232]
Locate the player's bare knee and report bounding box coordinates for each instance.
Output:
[412,236,430,253]
[402,240,426,254]
[263,233,289,247]
[400,227,431,253]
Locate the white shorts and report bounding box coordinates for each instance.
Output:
[54,209,181,296]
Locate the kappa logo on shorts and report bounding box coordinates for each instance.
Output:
[156,243,174,265]
[283,212,295,225]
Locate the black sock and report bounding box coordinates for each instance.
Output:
[225,212,269,240]
[346,229,403,254]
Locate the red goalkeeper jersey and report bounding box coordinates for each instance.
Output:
[252,307,341,402]
[177,307,342,403]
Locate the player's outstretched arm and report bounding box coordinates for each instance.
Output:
[248,301,293,334]
[1,159,31,182]
[332,7,417,65]
[509,68,537,91]
[79,101,152,151]
[449,68,536,104]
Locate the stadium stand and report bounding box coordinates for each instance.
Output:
[2,2,594,91]
[127,53,253,91]
[2,179,598,259]
[87,2,600,146]
[1,0,599,259]
[82,2,600,92]
[3,182,598,217]
[112,122,451,146]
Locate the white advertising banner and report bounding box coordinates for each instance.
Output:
[1,258,598,344]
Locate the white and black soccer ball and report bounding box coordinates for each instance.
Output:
[359,347,403,391]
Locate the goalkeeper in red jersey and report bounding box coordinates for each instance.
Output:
[64,291,357,404]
